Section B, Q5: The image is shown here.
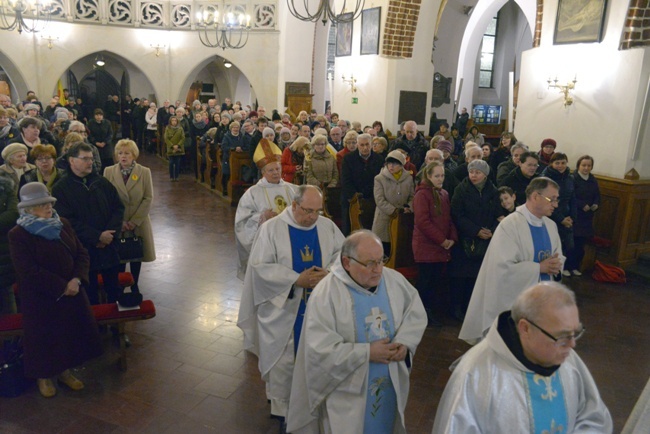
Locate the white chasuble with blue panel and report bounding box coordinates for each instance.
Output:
[288,225,322,354]
[348,278,397,434]
[528,223,553,281]
[523,371,568,434]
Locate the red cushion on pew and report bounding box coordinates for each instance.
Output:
[97,272,135,287]
[0,313,23,332]
[91,299,156,321]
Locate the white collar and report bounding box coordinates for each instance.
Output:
[518,204,545,227]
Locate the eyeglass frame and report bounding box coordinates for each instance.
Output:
[525,318,585,347]
[73,156,94,163]
[297,205,323,216]
[538,193,560,205]
[347,255,389,270]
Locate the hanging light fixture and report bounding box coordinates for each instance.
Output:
[223,59,233,68]
[94,54,105,67]
[196,2,250,50]
[0,0,52,33]
[287,0,365,25]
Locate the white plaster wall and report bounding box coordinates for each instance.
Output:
[514,0,650,179]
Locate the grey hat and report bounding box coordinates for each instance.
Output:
[24,103,39,112]
[468,159,490,176]
[56,110,69,121]
[18,182,57,209]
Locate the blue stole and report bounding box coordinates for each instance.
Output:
[288,225,322,354]
[347,278,397,434]
[528,223,553,281]
[523,371,568,434]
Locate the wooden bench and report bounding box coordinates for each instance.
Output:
[228,151,254,206]
[196,137,203,183]
[386,211,418,284]
[349,193,376,232]
[0,300,156,372]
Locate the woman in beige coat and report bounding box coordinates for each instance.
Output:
[305,135,338,188]
[103,139,155,292]
[372,150,414,255]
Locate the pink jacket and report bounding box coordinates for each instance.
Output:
[412,182,458,263]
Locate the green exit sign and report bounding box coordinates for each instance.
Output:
[352,97,358,104]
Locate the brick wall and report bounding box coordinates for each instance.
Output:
[533,0,543,47]
[620,0,650,50]
[382,0,422,58]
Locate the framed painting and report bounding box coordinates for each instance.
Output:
[554,0,607,44]
[360,7,381,55]
[336,13,353,57]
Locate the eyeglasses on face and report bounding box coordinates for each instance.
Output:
[348,255,389,270]
[36,157,53,162]
[538,193,560,204]
[298,205,323,216]
[525,318,585,347]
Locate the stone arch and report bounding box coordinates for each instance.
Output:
[455,0,536,111]
[0,50,30,101]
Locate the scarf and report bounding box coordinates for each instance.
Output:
[120,162,136,184]
[192,118,207,129]
[22,133,41,148]
[392,169,403,181]
[0,124,11,139]
[17,209,63,240]
[36,167,58,192]
[432,186,442,216]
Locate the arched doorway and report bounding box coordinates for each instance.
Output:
[79,69,121,114]
[0,50,30,104]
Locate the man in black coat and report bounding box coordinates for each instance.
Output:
[389,120,428,169]
[498,151,540,206]
[87,108,114,170]
[340,133,384,235]
[105,95,121,141]
[52,142,124,305]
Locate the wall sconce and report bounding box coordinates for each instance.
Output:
[150,44,166,57]
[547,75,577,107]
[41,35,58,49]
[342,74,357,93]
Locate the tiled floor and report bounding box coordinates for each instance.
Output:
[1,153,649,433]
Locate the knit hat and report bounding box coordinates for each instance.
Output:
[1,143,28,161]
[468,159,490,176]
[386,150,406,166]
[56,110,69,121]
[18,182,57,209]
[436,140,453,154]
[248,110,258,118]
[253,138,282,169]
[541,138,557,149]
[262,127,275,138]
[280,127,291,136]
[24,103,39,112]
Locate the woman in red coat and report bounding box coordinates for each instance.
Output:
[8,183,102,398]
[412,162,458,327]
[281,136,309,184]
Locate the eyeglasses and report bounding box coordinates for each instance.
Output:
[298,205,323,216]
[36,157,53,162]
[348,255,389,270]
[538,193,560,204]
[73,156,94,162]
[526,318,585,347]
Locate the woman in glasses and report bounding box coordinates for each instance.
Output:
[20,144,62,192]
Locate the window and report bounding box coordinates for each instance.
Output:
[479,15,498,88]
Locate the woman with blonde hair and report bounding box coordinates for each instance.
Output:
[305,135,338,188]
[281,136,309,184]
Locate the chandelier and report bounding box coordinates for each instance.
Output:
[196,5,250,50]
[0,0,52,33]
[287,0,364,25]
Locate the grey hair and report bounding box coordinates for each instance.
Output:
[357,133,372,144]
[427,148,444,159]
[310,134,328,147]
[525,177,560,199]
[511,282,576,324]
[67,120,85,132]
[341,229,382,258]
[465,144,482,158]
[293,184,322,205]
[510,143,529,154]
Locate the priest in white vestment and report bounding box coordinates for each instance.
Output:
[434,282,612,434]
[460,177,565,345]
[235,139,295,279]
[287,230,427,434]
[237,185,345,422]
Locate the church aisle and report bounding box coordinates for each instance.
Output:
[0,152,648,433]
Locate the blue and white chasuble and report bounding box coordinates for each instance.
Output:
[523,371,568,434]
[288,225,322,354]
[528,223,553,281]
[348,278,397,434]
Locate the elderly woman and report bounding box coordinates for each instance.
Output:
[9,182,103,397]
[372,136,389,160]
[281,136,309,184]
[20,144,62,191]
[452,144,483,182]
[104,140,155,293]
[221,121,248,194]
[0,143,35,192]
[372,150,415,255]
[10,117,50,162]
[305,134,338,188]
[144,103,158,153]
[165,116,185,181]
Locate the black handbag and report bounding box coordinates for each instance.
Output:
[462,237,489,259]
[0,338,27,398]
[117,231,144,263]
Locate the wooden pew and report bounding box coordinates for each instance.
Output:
[0,300,157,372]
[196,137,203,183]
[386,211,418,284]
[227,151,254,206]
[349,193,376,232]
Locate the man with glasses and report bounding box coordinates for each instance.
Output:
[53,143,124,305]
[288,230,427,433]
[434,282,612,433]
[238,185,344,429]
[499,151,540,206]
[460,177,564,345]
[66,120,102,174]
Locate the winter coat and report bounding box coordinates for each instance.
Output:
[8,218,103,378]
[498,167,537,206]
[372,166,414,242]
[306,150,338,187]
[541,166,577,227]
[281,147,304,184]
[451,177,503,241]
[0,162,36,193]
[389,133,428,168]
[0,173,18,288]
[341,150,384,202]
[496,159,516,186]
[87,118,114,160]
[104,163,156,262]
[572,172,600,238]
[412,182,457,263]
[165,125,185,156]
[221,132,248,175]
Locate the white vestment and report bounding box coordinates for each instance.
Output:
[237,207,344,414]
[459,205,564,344]
[287,256,427,434]
[234,178,296,280]
[622,377,650,434]
[434,315,612,434]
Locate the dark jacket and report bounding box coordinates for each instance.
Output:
[0,174,18,288]
[52,171,124,271]
[87,119,114,160]
[416,165,459,200]
[452,162,469,182]
[499,167,537,206]
[389,133,428,168]
[541,166,577,228]
[8,218,102,378]
[451,177,503,241]
[496,159,516,186]
[412,182,457,263]
[490,147,510,174]
[221,132,249,174]
[572,172,600,238]
[341,150,384,202]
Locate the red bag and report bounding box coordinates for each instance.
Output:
[592,260,626,283]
